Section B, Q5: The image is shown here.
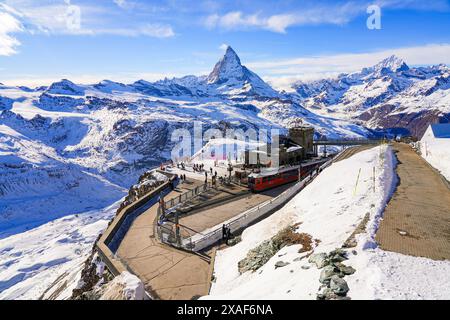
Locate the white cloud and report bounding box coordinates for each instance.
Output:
[113,0,127,9]
[1,1,175,39]
[71,24,175,38]
[203,4,366,33]
[203,0,450,33]
[1,71,183,88]
[248,43,450,90]
[138,24,175,38]
[0,7,24,56]
[219,43,229,51]
[112,0,136,10]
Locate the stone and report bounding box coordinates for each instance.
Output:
[342,238,357,248]
[330,275,349,296]
[338,264,356,275]
[275,261,290,269]
[227,236,241,246]
[332,261,355,276]
[329,248,348,260]
[308,253,328,269]
[319,265,338,284]
[301,265,310,270]
[328,251,347,263]
[316,287,334,300]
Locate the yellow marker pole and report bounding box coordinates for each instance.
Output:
[353,168,361,196]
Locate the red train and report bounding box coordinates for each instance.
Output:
[248,159,327,192]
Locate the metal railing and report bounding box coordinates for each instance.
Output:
[313,138,384,146]
[182,156,337,251]
[163,182,214,210]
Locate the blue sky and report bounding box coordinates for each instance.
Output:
[1,0,450,88]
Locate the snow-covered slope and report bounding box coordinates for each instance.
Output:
[205,146,450,300]
[0,201,120,300]
[293,56,450,138]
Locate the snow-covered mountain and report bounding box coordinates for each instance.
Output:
[1,46,448,299]
[293,55,450,138]
[0,46,372,298]
[0,46,372,237]
[206,46,278,97]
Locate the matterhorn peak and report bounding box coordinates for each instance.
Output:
[207,46,245,84]
[223,45,240,61]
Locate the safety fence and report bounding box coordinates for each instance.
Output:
[182,156,337,252]
[164,182,213,211]
[96,170,178,276]
[313,138,385,146]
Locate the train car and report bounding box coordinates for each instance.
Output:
[248,159,327,192]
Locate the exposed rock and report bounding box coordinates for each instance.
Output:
[319,265,338,284]
[334,262,356,275]
[308,253,328,269]
[238,239,277,273]
[275,261,290,269]
[227,235,241,246]
[301,265,310,270]
[71,242,104,299]
[238,225,314,274]
[330,275,349,296]
[329,248,348,262]
[317,289,351,300]
[316,287,333,300]
[342,238,357,248]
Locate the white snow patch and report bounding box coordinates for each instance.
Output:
[0,201,121,300]
[100,271,145,300]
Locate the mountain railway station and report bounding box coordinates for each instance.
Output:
[93,131,384,299]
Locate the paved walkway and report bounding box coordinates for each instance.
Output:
[376,143,450,260]
[116,179,212,300]
[179,183,293,237]
[116,178,290,299]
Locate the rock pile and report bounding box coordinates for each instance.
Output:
[122,171,168,207]
[227,235,241,246]
[238,225,315,274]
[308,249,355,300]
[71,251,114,300]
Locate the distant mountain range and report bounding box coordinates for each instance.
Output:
[292,54,450,138]
[0,46,449,235]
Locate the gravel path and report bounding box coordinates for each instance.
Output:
[376,143,450,260]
